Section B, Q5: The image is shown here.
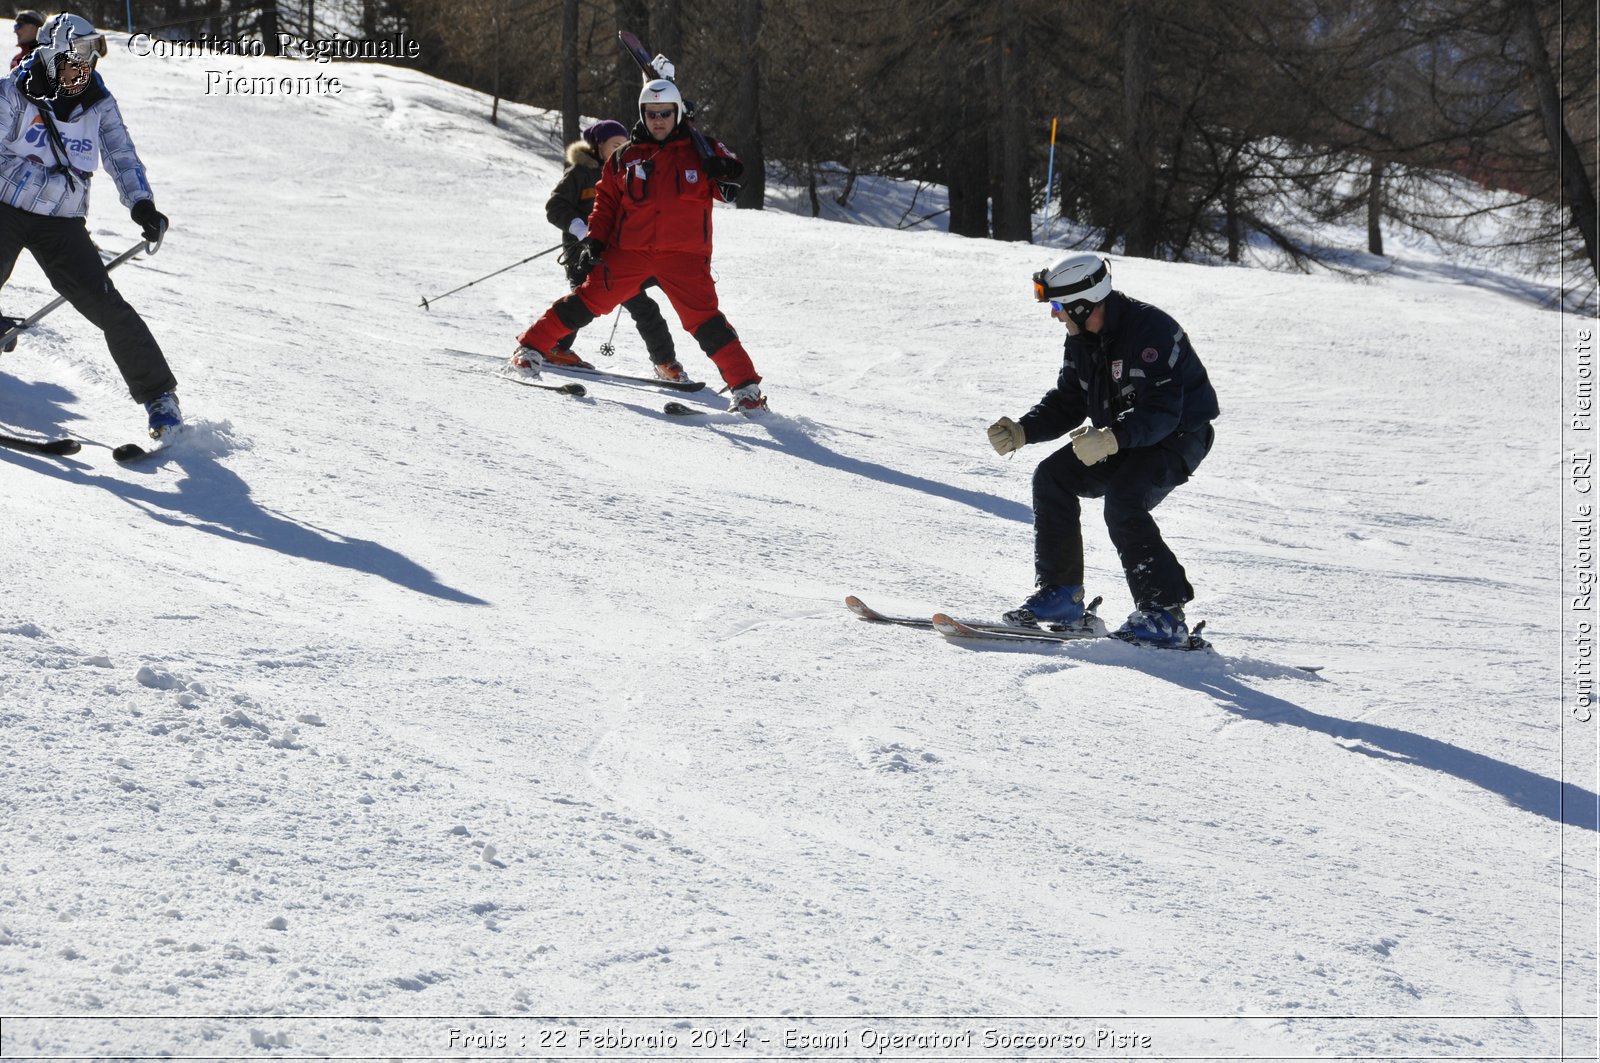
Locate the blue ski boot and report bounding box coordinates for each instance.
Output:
[144,391,182,440]
[1113,606,1188,647]
[1004,584,1086,627]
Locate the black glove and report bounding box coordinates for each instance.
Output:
[559,236,604,285]
[0,314,21,353]
[131,200,168,244]
[706,155,743,181]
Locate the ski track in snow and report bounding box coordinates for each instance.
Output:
[0,39,1591,1063]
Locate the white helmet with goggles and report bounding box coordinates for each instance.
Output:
[1034,252,1112,327]
[35,13,105,94]
[638,79,683,127]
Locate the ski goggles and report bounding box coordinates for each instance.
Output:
[64,34,106,61]
[1033,260,1108,302]
[642,106,678,120]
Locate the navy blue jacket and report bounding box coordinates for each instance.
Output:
[1018,290,1219,468]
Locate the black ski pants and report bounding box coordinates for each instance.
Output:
[0,203,175,404]
[1032,425,1214,610]
[556,269,677,365]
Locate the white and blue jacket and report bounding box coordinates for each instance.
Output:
[0,60,152,217]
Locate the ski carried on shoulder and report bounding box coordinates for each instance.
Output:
[931,611,1210,651]
[617,31,724,169]
[0,431,80,457]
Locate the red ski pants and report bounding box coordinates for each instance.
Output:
[518,249,760,389]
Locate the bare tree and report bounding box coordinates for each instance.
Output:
[1510,0,1598,278]
[561,0,579,143]
[652,0,681,64]
[733,0,765,208]
[615,0,649,120]
[992,0,1030,241]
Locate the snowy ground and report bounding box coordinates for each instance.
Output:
[0,45,1595,1062]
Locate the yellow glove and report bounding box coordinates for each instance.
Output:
[1069,424,1119,465]
[987,416,1026,456]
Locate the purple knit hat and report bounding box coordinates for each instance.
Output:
[582,120,629,152]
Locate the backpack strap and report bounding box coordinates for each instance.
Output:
[31,99,88,191]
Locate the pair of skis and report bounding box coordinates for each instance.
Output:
[0,429,170,463]
[845,595,1212,651]
[0,233,168,462]
[497,359,731,416]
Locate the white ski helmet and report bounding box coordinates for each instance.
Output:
[1033,252,1112,326]
[638,78,683,127]
[34,12,105,94]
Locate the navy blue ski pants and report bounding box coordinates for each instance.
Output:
[1031,426,1213,610]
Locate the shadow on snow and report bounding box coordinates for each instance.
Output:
[0,435,488,606]
[944,635,1598,832]
[701,413,1033,524]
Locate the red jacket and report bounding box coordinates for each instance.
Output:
[586,127,734,255]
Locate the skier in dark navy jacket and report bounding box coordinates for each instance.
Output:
[986,252,1219,646]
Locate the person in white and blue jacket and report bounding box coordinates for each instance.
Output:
[987,252,1220,647]
[0,12,179,438]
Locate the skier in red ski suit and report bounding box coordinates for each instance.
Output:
[511,77,767,413]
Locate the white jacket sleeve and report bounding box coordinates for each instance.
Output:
[96,94,152,209]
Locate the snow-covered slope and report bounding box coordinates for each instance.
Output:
[1,46,1593,1060]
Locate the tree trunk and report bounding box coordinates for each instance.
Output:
[562,0,580,144]
[489,1,502,127]
[947,48,990,238]
[1223,171,1241,263]
[734,0,765,209]
[1367,157,1384,256]
[652,0,681,65]
[1512,0,1599,279]
[992,1,1030,242]
[1121,0,1159,257]
[260,1,281,54]
[616,0,649,123]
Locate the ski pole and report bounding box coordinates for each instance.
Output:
[1041,115,1058,243]
[419,244,563,310]
[596,311,621,357]
[0,233,160,352]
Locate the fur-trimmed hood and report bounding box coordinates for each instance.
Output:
[565,140,600,167]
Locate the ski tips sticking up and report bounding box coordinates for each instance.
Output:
[113,441,152,463]
[2,428,175,464]
[495,364,588,396]
[0,432,81,457]
[848,594,1215,652]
